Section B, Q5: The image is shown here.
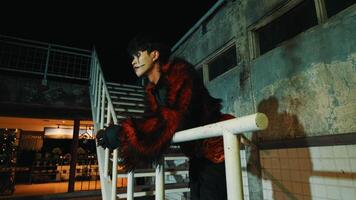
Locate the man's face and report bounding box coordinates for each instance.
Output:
[131,50,155,77]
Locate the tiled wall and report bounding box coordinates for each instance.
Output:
[241,150,250,200]
[260,145,356,200]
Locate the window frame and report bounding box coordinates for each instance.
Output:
[195,39,238,84]
[247,0,351,60]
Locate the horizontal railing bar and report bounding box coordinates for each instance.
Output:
[0,34,91,53]
[117,169,188,178]
[172,113,268,143]
[117,187,190,198]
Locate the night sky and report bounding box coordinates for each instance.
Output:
[0,0,218,84]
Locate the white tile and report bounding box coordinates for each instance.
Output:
[346,145,356,158]
[310,176,324,184]
[335,158,351,173]
[262,178,272,189]
[320,158,336,171]
[350,158,356,173]
[310,147,320,158]
[312,184,327,198]
[333,145,348,158]
[323,176,339,186]
[326,185,341,200]
[338,177,354,187]
[241,158,247,167]
[341,187,356,200]
[319,146,334,158]
[311,158,322,171]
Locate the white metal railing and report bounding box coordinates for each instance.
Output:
[89,48,119,200]
[89,48,269,200]
[0,34,91,82]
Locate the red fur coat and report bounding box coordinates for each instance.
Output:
[118,58,234,171]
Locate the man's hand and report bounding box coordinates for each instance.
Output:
[96,124,121,150]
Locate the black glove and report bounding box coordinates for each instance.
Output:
[96,124,121,150]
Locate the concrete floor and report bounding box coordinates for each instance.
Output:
[0,180,122,199]
[0,179,158,200]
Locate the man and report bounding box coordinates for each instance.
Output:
[96,33,234,200]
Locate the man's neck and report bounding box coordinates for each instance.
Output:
[147,64,161,85]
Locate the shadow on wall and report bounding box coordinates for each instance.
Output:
[252,96,312,200]
[257,96,304,142]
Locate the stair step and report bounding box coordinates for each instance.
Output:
[107,82,143,89]
[115,111,144,118]
[104,111,144,120]
[111,95,145,102]
[112,101,145,108]
[105,107,145,113]
[108,90,145,97]
[107,85,145,94]
[117,183,189,198]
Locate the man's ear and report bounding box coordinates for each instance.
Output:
[151,50,160,62]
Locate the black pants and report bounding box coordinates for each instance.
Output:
[189,158,227,200]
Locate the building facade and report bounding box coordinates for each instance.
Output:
[173,0,356,199]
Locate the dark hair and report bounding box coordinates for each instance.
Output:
[127,32,171,64]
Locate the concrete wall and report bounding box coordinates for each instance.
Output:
[0,72,91,119]
[173,0,356,199]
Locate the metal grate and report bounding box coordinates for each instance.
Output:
[0,34,91,80]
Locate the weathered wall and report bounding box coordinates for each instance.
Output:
[173,1,247,115]
[251,5,356,141]
[0,72,91,119]
[173,1,356,199]
[174,0,356,140]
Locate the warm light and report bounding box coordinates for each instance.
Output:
[44,127,93,139]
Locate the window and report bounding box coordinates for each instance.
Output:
[324,0,356,17]
[257,0,318,55]
[207,45,237,81]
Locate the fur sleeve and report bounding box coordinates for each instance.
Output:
[117,76,193,171]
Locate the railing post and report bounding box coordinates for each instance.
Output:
[42,44,51,85]
[111,149,118,200]
[155,159,165,200]
[223,130,243,200]
[127,171,134,200]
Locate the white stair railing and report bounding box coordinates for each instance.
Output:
[89,48,269,200]
[89,48,119,200]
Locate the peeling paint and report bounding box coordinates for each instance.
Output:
[257,53,356,138]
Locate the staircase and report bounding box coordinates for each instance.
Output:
[89,50,189,200]
[89,49,269,200]
[106,82,146,122]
